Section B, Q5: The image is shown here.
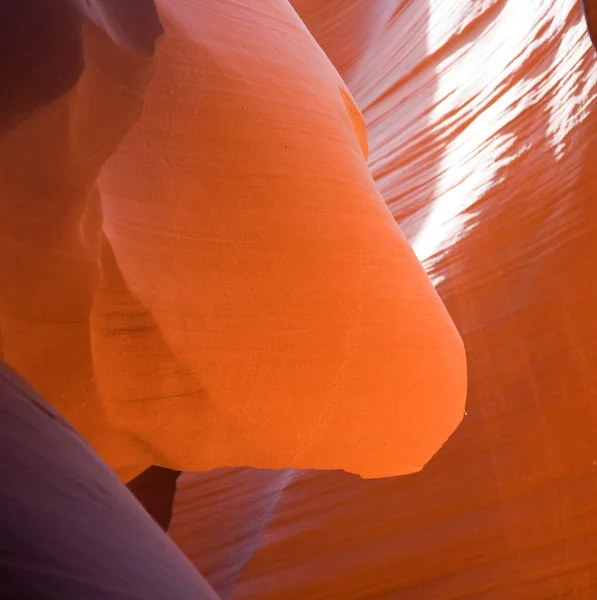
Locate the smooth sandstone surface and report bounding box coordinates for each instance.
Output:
[1,0,466,481]
[97,0,466,478]
[0,0,168,482]
[3,0,597,598]
[167,0,597,597]
[0,362,219,599]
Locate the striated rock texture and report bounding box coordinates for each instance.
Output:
[0,0,465,482]
[168,0,597,598]
[3,0,597,598]
[0,0,166,481]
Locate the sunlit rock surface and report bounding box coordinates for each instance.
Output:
[170,0,597,597]
[2,0,597,597]
[0,0,465,481]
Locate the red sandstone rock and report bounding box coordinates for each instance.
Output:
[169,0,597,597]
[1,0,466,481]
[4,0,597,597]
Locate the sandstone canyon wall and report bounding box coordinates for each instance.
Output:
[1,0,597,598]
[170,0,597,597]
[1,0,465,483]
[0,362,219,599]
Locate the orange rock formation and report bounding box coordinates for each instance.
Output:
[2,0,597,597]
[169,0,597,597]
[1,0,466,481]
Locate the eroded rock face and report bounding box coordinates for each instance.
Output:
[0,361,218,599]
[0,0,466,481]
[168,1,597,598]
[0,0,164,482]
[5,0,596,598]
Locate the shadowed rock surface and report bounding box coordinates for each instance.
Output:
[0,362,219,599]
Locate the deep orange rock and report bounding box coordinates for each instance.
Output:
[168,0,597,597]
[97,0,465,478]
[1,0,465,481]
[6,0,594,597]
